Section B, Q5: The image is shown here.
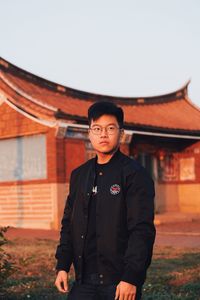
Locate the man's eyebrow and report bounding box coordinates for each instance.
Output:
[91,123,116,126]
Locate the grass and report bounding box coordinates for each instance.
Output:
[1,239,200,299]
[143,247,200,299]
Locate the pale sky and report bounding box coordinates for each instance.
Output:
[1,0,200,107]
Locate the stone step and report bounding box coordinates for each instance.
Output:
[154,212,200,225]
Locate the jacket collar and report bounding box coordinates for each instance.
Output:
[92,148,122,168]
[84,148,123,201]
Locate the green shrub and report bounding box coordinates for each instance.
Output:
[0,227,16,286]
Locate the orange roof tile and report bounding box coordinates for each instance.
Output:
[1,57,200,136]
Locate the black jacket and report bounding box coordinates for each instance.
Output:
[55,150,156,286]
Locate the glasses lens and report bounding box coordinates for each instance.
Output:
[107,125,117,134]
[91,126,101,135]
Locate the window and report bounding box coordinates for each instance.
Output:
[157,153,179,182]
[0,134,47,182]
[136,152,156,179]
[179,157,195,181]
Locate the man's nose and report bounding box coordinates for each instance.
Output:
[100,128,108,136]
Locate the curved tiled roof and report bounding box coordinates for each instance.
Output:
[1,57,200,136]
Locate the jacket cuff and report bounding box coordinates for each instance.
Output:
[121,266,145,286]
[56,258,72,273]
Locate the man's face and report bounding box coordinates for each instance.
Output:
[88,114,123,155]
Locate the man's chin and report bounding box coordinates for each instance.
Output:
[97,147,118,155]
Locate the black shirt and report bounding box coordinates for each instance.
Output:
[83,161,108,275]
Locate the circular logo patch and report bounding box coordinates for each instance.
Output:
[110,184,121,195]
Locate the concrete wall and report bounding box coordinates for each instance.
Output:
[155,182,200,213]
[179,184,200,213]
[155,182,180,213]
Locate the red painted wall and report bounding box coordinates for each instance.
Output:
[65,139,86,182]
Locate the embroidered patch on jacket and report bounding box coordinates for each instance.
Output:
[110,184,121,195]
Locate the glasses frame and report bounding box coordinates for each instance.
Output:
[89,124,121,135]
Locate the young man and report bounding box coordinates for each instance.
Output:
[55,101,156,300]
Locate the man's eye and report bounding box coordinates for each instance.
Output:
[108,126,115,130]
[93,127,101,132]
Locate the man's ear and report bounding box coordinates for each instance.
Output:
[119,129,124,142]
[88,128,91,140]
[120,129,124,137]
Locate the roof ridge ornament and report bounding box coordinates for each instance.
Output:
[0,58,9,68]
[57,85,66,93]
[137,98,145,104]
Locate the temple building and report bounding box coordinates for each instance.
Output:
[0,57,200,229]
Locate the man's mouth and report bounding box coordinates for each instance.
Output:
[99,141,109,145]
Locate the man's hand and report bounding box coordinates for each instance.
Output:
[115,281,137,300]
[55,270,69,293]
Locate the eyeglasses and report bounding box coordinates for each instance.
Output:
[89,125,120,135]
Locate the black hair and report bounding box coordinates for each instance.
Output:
[88,101,124,128]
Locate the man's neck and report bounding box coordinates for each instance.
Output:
[96,148,118,164]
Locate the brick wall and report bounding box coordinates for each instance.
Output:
[0,183,54,229]
[0,101,65,229]
[0,102,47,138]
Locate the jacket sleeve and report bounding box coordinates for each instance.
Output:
[121,168,156,286]
[55,170,76,272]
